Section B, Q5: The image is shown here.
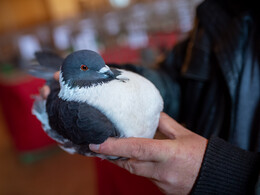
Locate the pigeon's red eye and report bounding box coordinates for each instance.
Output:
[81,65,88,71]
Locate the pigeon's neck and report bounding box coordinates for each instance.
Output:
[59,80,78,102]
[58,69,127,102]
[59,73,85,102]
[59,72,108,102]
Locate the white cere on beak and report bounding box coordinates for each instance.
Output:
[98,65,110,74]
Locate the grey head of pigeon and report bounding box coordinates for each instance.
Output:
[60,50,119,89]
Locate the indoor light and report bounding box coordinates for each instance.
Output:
[109,0,131,8]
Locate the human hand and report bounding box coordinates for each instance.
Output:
[89,112,208,195]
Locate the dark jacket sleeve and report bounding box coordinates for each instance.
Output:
[191,136,260,195]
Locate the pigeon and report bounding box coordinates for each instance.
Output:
[29,50,163,159]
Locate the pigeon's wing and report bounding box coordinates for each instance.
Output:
[76,102,119,144]
[33,81,120,159]
[32,95,93,156]
[46,89,119,145]
[60,105,121,160]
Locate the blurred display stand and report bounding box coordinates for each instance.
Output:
[0,0,203,68]
[0,69,57,163]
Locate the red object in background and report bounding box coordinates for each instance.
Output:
[95,158,163,195]
[102,32,177,65]
[0,76,56,152]
[102,46,140,64]
[148,32,177,50]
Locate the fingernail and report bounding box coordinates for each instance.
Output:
[89,144,100,151]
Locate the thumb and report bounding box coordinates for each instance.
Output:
[89,137,166,161]
[54,71,60,81]
[158,112,190,139]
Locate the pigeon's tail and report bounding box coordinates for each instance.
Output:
[26,64,59,80]
[26,51,63,80]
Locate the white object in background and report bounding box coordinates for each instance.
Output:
[53,26,71,50]
[109,0,131,8]
[174,0,193,33]
[131,4,149,22]
[18,35,41,60]
[126,17,148,49]
[127,30,148,49]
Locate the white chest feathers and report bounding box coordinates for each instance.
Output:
[58,69,164,138]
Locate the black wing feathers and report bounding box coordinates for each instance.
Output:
[77,104,118,144]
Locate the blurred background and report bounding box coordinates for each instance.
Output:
[0,0,202,194]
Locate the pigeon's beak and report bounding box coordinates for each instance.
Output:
[99,65,115,78]
[104,69,114,78]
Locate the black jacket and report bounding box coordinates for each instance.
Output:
[112,0,260,193]
[160,0,260,151]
